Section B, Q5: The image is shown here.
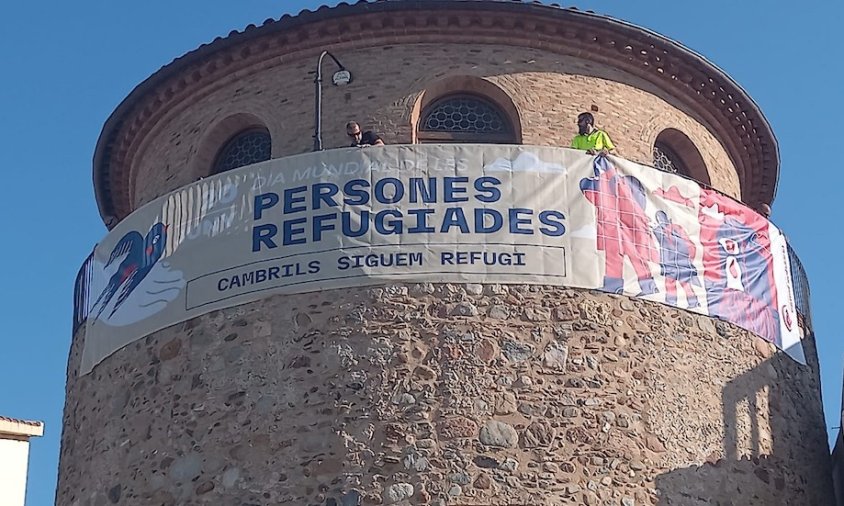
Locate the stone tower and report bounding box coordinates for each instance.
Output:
[59,2,832,505]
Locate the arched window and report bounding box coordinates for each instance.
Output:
[212,128,271,174]
[418,94,516,144]
[652,129,710,185]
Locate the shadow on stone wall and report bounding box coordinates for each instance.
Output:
[654,332,833,505]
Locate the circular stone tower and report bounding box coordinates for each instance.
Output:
[59,2,832,505]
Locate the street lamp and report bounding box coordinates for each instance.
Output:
[313,51,352,151]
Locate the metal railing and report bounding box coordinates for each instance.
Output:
[72,250,95,334]
[787,243,812,331]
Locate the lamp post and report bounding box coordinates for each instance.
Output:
[313,51,352,151]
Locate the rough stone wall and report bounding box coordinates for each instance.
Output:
[128,43,741,209]
[58,285,832,505]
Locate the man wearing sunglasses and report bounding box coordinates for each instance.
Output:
[346,121,385,147]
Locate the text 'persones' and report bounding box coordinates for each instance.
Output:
[251,176,567,251]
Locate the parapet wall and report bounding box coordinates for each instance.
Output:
[58,285,832,505]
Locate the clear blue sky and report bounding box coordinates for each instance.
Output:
[1,1,841,504]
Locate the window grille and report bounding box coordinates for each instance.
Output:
[652,142,687,175]
[421,95,511,134]
[213,129,271,174]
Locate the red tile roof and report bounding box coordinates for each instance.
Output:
[0,415,43,427]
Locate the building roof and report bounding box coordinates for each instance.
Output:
[93,0,779,226]
[0,416,44,438]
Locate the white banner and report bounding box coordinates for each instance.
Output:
[79,145,803,373]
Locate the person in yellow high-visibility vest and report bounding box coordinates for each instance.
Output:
[571,112,615,156]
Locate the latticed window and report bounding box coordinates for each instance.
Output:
[418,94,515,143]
[652,141,687,175]
[213,129,271,174]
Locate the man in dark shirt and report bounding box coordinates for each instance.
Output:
[346,121,384,147]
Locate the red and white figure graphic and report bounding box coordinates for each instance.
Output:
[698,190,780,345]
[652,210,701,309]
[653,185,695,208]
[579,156,659,295]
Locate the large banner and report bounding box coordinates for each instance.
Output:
[79,145,803,373]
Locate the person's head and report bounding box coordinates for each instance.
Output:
[756,203,772,218]
[577,112,595,135]
[346,121,362,143]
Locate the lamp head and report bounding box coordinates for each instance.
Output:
[332,69,352,86]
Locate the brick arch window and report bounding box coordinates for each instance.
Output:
[418,94,515,143]
[212,128,271,175]
[652,128,711,185]
[412,76,522,145]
